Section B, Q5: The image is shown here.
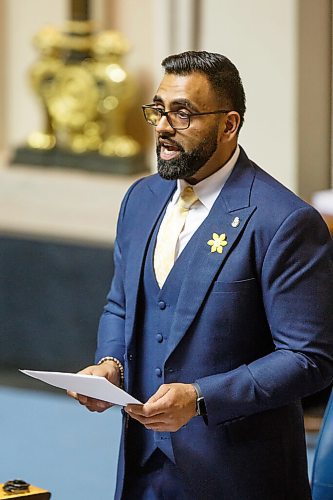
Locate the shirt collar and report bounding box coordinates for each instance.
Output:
[177,145,240,210]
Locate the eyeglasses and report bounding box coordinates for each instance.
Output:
[142,105,231,130]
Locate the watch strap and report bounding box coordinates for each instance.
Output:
[192,382,207,417]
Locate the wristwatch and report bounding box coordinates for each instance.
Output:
[192,382,207,417]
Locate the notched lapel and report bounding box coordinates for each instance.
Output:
[166,150,257,359]
[166,204,256,359]
[124,177,176,346]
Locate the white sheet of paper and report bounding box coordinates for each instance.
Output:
[19,369,142,406]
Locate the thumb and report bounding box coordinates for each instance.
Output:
[146,384,170,405]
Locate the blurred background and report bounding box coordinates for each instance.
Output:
[0,0,332,498]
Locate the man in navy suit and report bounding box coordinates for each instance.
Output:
[69,51,333,499]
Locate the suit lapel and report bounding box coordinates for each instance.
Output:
[166,149,257,359]
[124,177,176,347]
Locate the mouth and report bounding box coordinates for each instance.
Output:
[158,139,183,161]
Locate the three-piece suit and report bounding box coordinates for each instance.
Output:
[96,147,333,499]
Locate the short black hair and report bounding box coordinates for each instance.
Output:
[162,50,246,131]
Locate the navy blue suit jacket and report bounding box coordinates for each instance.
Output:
[96,148,333,499]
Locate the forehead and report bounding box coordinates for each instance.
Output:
[155,72,216,110]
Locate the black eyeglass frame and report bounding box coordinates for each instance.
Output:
[142,105,231,130]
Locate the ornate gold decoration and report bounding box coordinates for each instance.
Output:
[27,18,141,159]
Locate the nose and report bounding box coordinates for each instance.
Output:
[156,113,175,134]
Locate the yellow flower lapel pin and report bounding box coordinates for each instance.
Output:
[207,233,228,253]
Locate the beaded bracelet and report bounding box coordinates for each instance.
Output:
[97,356,124,388]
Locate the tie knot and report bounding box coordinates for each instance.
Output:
[179,186,198,209]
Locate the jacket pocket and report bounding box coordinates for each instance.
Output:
[221,406,286,444]
[212,277,257,293]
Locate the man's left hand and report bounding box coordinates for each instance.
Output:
[125,383,197,432]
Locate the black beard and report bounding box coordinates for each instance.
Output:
[156,130,218,180]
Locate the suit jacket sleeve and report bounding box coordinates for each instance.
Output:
[196,206,333,426]
[94,180,142,365]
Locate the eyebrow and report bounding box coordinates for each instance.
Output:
[152,95,200,112]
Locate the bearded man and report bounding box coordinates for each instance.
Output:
[69,51,333,500]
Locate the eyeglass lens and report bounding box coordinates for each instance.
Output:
[144,108,189,130]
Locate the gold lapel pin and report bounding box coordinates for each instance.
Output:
[231,217,240,228]
[207,233,228,253]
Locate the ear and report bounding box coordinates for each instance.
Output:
[223,111,241,137]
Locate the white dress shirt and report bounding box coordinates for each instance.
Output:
[157,145,240,259]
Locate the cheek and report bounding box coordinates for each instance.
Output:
[177,129,203,151]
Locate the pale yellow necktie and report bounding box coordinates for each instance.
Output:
[154,186,199,288]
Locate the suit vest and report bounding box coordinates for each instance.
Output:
[131,208,194,465]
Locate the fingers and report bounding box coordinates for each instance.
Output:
[78,364,117,381]
[125,383,197,432]
[67,390,78,400]
[67,388,113,413]
[146,384,170,405]
[125,384,171,418]
[125,409,183,432]
[126,409,170,430]
[67,363,120,413]
[77,366,95,375]
[125,404,162,417]
[125,392,170,427]
[85,401,113,413]
[125,403,165,422]
[78,395,113,413]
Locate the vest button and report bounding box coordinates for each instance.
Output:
[155,368,162,377]
[158,301,166,310]
[156,333,163,343]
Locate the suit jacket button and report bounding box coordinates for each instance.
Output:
[158,301,166,310]
[155,368,162,377]
[156,333,163,343]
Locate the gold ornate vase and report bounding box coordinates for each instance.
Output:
[13,1,146,175]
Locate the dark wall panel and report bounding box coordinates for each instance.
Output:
[0,236,114,373]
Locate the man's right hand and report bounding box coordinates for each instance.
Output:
[67,361,121,413]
